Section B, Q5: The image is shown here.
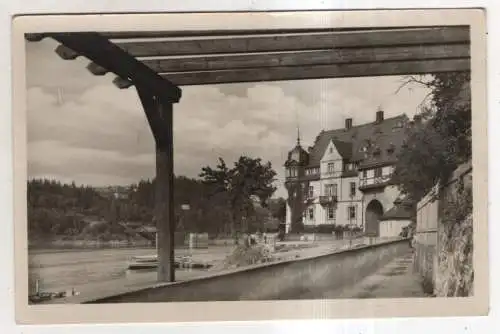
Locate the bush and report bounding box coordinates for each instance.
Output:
[301,224,361,234]
[222,244,274,268]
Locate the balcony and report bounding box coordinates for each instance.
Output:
[359,175,392,191]
[319,195,338,206]
[303,196,315,204]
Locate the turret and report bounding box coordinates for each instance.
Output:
[284,129,310,233]
[284,128,309,179]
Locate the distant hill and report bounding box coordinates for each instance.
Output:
[27,175,287,243]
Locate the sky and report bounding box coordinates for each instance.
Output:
[26,38,432,199]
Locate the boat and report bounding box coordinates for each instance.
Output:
[130,254,158,262]
[127,254,158,270]
[127,254,212,270]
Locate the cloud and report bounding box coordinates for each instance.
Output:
[26,40,432,197]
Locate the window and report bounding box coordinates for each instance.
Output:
[307,167,319,175]
[327,207,335,220]
[375,168,383,178]
[350,182,356,196]
[327,163,335,174]
[348,206,356,220]
[308,186,314,198]
[329,147,333,153]
[362,170,367,178]
[387,143,395,155]
[308,207,314,220]
[324,184,337,197]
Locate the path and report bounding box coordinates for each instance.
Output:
[337,250,429,299]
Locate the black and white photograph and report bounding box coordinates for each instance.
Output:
[12,9,488,323]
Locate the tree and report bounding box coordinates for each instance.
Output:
[199,156,277,240]
[269,197,287,222]
[392,71,471,201]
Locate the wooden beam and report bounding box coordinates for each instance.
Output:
[24,26,468,41]
[114,27,470,57]
[25,33,45,42]
[89,44,468,75]
[49,32,182,103]
[136,87,175,283]
[113,58,470,88]
[100,26,457,39]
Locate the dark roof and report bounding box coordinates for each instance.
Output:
[307,114,409,167]
[284,143,309,166]
[332,140,353,159]
[380,203,415,221]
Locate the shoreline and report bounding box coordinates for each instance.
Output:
[28,246,157,255]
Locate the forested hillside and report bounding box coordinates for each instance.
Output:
[27,156,286,243]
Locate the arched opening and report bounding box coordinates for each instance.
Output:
[365,200,384,236]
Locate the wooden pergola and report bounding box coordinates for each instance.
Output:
[25,25,470,283]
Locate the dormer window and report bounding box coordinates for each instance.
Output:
[387,144,395,154]
[393,121,404,131]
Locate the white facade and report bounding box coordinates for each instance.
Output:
[285,200,292,233]
[379,219,412,238]
[300,141,364,228]
[284,113,411,234]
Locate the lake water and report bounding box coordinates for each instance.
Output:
[27,240,365,302]
[28,247,232,297]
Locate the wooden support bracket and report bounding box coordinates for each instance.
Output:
[49,32,182,103]
[113,77,134,89]
[55,44,80,60]
[87,62,109,76]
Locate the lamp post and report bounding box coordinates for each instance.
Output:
[181,204,191,251]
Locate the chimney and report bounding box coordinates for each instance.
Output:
[345,118,353,129]
[376,110,384,123]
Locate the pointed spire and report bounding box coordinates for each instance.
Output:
[296,126,301,146]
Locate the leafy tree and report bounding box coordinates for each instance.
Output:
[199,156,277,240]
[269,197,287,223]
[392,72,471,201]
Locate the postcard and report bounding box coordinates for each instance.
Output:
[11,9,488,324]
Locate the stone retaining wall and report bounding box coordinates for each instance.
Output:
[84,238,410,303]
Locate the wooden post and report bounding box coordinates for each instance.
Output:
[154,101,175,282]
[136,86,177,282]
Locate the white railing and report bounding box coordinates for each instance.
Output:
[359,174,392,187]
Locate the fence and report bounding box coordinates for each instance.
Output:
[414,161,472,294]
